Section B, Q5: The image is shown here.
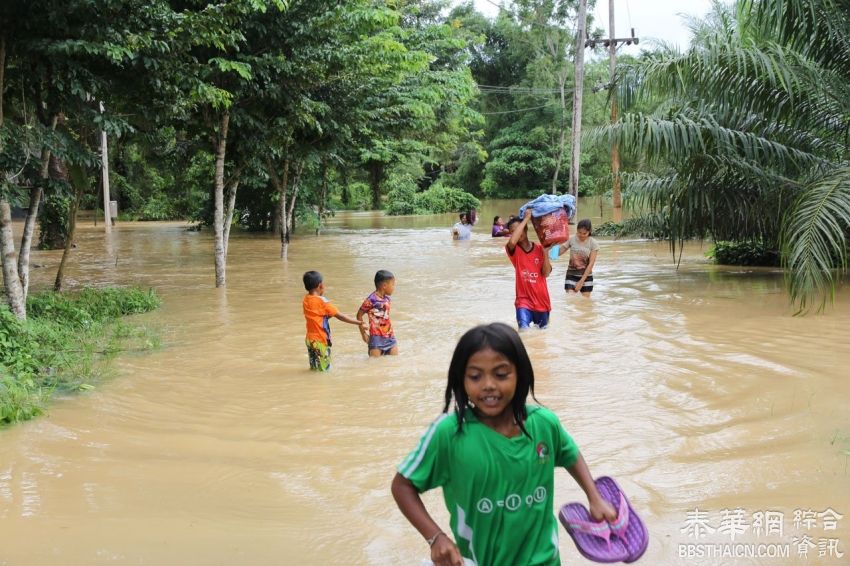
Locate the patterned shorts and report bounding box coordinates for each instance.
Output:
[306,339,331,371]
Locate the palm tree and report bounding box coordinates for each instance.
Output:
[595,0,850,312]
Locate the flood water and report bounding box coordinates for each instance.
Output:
[1,199,849,565]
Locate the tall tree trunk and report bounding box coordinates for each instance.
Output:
[317,157,327,235]
[569,0,589,199]
[0,37,25,318]
[368,161,383,210]
[267,156,291,258]
[340,167,350,206]
[271,190,282,235]
[268,156,289,238]
[54,179,83,291]
[222,175,240,259]
[212,112,230,288]
[282,161,303,259]
[19,115,59,301]
[287,161,303,236]
[0,36,5,127]
[0,199,26,319]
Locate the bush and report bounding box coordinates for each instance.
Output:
[709,241,781,267]
[333,181,372,210]
[593,216,670,239]
[385,178,480,216]
[0,371,46,424]
[27,288,161,325]
[414,184,480,215]
[137,192,178,221]
[0,288,161,426]
[385,175,421,215]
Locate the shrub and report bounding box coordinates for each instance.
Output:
[334,181,372,210]
[0,288,161,426]
[385,175,421,215]
[27,288,161,325]
[385,178,480,216]
[709,241,781,267]
[414,184,480,214]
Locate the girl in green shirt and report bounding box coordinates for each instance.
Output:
[392,322,616,566]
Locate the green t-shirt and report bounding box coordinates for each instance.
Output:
[398,405,580,566]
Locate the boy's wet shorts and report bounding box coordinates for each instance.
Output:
[368,335,398,355]
[306,339,331,371]
[565,274,594,293]
[515,308,549,329]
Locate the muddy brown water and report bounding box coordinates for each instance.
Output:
[1,199,848,565]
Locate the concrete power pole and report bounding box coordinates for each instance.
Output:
[609,0,622,210]
[99,101,112,233]
[569,0,588,199]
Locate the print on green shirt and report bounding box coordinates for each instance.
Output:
[398,406,579,566]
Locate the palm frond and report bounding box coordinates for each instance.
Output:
[781,164,850,313]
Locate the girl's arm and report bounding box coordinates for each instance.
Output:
[391,473,464,566]
[556,242,569,257]
[575,248,599,289]
[566,454,617,522]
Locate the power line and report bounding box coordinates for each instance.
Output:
[476,84,571,95]
[480,102,560,115]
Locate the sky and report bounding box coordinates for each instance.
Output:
[463,0,715,55]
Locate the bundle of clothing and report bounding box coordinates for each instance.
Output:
[518,194,576,246]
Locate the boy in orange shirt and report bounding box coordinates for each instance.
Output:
[302,271,367,371]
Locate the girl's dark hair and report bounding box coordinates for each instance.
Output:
[577,218,593,234]
[443,323,538,436]
[493,216,501,224]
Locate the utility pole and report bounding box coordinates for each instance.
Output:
[99,101,112,233]
[609,0,621,210]
[568,0,588,199]
[585,17,639,212]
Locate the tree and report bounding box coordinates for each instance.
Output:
[357,0,482,209]
[596,0,850,312]
[0,0,152,317]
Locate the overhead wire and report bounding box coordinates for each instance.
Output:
[479,102,561,115]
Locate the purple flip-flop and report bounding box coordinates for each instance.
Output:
[559,502,629,563]
[595,476,649,563]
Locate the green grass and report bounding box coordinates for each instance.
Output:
[0,287,161,426]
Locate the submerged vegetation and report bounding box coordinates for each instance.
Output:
[0,288,160,425]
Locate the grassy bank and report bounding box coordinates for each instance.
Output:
[0,287,161,426]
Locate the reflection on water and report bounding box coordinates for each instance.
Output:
[1,199,848,565]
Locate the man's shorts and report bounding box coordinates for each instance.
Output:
[368,335,398,355]
[516,308,550,329]
[565,274,594,293]
[306,339,331,371]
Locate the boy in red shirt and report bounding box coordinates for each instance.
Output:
[302,271,366,371]
[505,212,553,329]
